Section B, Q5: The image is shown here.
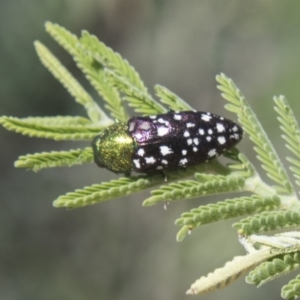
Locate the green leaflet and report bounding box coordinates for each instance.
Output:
[53,175,163,208]
[34,41,111,125]
[246,252,300,287]
[45,22,128,122]
[104,69,166,115]
[233,210,300,235]
[217,74,294,195]
[144,173,245,206]
[15,147,93,172]
[175,195,280,242]
[281,274,300,300]
[0,116,103,141]
[154,84,193,112]
[274,96,300,190]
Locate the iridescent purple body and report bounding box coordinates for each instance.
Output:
[128,111,243,173]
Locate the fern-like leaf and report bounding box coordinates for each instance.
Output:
[105,69,166,115]
[79,31,149,95]
[274,96,300,190]
[281,274,300,300]
[15,147,93,171]
[175,195,280,241]
[19,116,91,126]
[246,252,300,287]
[0,116,103,141]
[34,41,111,125]
[216,73,293,195]
[154,84,193,111]
[186,249,275,295]
[45,22,128,122]
[233,210,300,236]
[144,173,245,206]
[53,175,165,208]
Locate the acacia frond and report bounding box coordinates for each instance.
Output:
[274,96,300,189]
[53,175,165,208]
[186,248,275,295]
[79,31,149,95]
[34,41,111,125]
[45,22,128,122]
[20,116,92,126]
[225,151,256,178]
[154,84,193,111]
[246,252,300,287]
[216,73,293,195]
[281,274,300,300]
[15,147,93,171]
[105,70,166,115]
[175,195,280,241]
[143,173,245,206]
[233,210,300,236]
[0,116,103,141]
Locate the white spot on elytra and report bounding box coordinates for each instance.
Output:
[218,136,226,145]
[232,125,239,132]
[182,150,187,155]
[193,138,199,145]
[199,129,205,135]
[193,147,198,152]
[208,129,213,135]
[201,114,212,122]
[158,118,169,125]
[162,159,168,165]
[140,122,151,130]
[184,130,190,137]
[187,138,192,145]
[220,117,224,120]
[133,159,141,169]
[216,123,225,133]
[135,133,142,140]
[137,148,145,156]
[206,136,212,142]
[230,134,240,139]
[145,156,156,164]
[150,115,157,119]
[160,146,173,156]
[129,122,135,132]
[186,122,195,128]
[179,158,188,166]
[157,127,169,136]
[174,114,182,120]
[208,149,217,157]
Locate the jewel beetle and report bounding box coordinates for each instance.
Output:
[91,110,243,177]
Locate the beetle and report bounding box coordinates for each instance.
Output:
[91,110,243,178]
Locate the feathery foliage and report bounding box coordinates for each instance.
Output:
[15,147,93,172]
[216,74,293,195]
[246,252,300,287]
[0,116,103,140]
[274,96,300,190]
[282,274,300,300]
[2,23,300,299]
[154,84,193,111]
[45,22,128,122]
[175,195,281,241]
[233,210,300,236]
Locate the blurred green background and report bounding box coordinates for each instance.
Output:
[1,1,300,300]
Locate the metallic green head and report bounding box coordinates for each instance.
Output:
[91,122,134,174]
